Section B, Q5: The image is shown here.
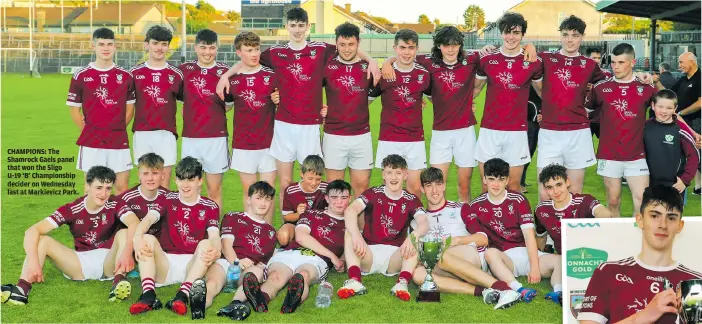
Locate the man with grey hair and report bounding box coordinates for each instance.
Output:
[657,62,676,89]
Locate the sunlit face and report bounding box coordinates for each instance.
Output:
[175,177,203,199]
[652,97,677,122]
[610,53,635,79]
[382,167,408,192]
[560,30,583,55]
[138,166,164,191]
[440,43,460,63]
[300,171,323,192]
[501,26,523,51]
[394,39,418,66]
[589,52,602,64]
[236,44,261,67]
[421,181,446,206]
[543,177,570,204]
[326,189,351,215]
[336,36,359,62]
[93,38,116,61]
[636,203,684,252]
[86,180,113,207]
[483,175,508,197]
[146,39,169,61]
[286,20,309,43]
[194,42,217,66]
[247,192,273,216]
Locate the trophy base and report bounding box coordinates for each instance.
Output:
[416,290,441,302]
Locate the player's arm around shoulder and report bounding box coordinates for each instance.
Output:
[344,198,366,236]
[220,212,237,264]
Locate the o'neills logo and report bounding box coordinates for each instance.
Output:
[566,247,608,279]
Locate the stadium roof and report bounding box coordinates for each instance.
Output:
[596,0,701,25]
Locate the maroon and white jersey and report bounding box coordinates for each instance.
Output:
[539,50,607,131]
[221,212,277,265]
[66,63,135,149]
[281,182,328,221]
[260,42,336,125]
[179,61,232,138]
[369,62,431,142]
[130,62,183,137]
[588,69,613,124]
[47,195,132,252]
[476,48,544,131]
[415,52,480,130]
[586,77,656,161]
[119,185,170,236]
[358,186,426,247]
[411,200,487,252]
[158,192,220,254]
[225,66,278,150]
[287,210,346,259]
[534,193,601,254]
[578,257,702,324]
[467,190,534,251]
[323,57,374,136]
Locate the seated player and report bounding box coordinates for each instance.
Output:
[470,158,562,307]
[129,157,222,316]
[1,166,141,305]
[338,154,429,301]
[119,153,171,237]
[278,155,327,247]
[411,167,522,309]
[578,185,702,324]
[198,181,277,321]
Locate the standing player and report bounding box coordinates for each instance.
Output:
[1,166,141,305]
[369,29,431,198]
[473,13,544,192]
[66,28,135,195]
[578,185,702,324]
[225,31,280,223]
[585,47,612,139]
[179,29,231,211]
[586,43,656,217]
[130,26,183,188]
[470,158,562,307]
[337,154,429,301]
[278,155,327,247]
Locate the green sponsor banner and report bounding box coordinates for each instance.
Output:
[566,247,608,279]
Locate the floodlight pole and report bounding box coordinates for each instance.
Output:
[181,0,186,63]
[90,0,93,32]
[29,0,33,76]
[119,0,121,34]
[61,0,64,32]
[650,19,656,73]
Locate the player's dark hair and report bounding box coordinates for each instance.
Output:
[483,158,510,178]
[431,26,465,65]
[195,29,218,45]
[640,185,684,215]
[175,156,203,180]
[286,7,308,24]
[420,167,444,186]
[327,179,351,196]
[248,180,276,199]
[144,25,172,43]
[653,89,678,105]
[497,12,527,35]
[659,62,671,71]
[234,31,260,50]
[86,166,116,185]
[394,29,419,46]
[381,154,408,170]
[335,22,360,41]
[92,27,115,41]
[585,47,601,57]
[538,164,568,184]
[558,15,586,35]
[137,153,164,170]
[612,43,635,58]
[300,155,325,176]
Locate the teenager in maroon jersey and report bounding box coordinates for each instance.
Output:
[337,154,429,301]
[130,26,183,188]
[119,153,171,237]
[66,28,135,195]
[225,32,280,224]
[1,166,142,306]
[586,48,612,139]
[578,185,702,324]
[179,29,232,211]
[586,43,656,217]
[129,157,222,317]
[196,181,277,321]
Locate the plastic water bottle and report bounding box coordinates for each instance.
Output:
[223,261,241,293]
[315,281,333,308]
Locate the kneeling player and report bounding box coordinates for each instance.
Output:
[2,166,141,305]
[411,167,522,309]
[129,157,222,316]
[578,185,702,324]
[471,158,562,306]
[338,154,429,301]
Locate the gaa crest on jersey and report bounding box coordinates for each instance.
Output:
[522,61,530,69]
[361,63,368,70]
[101,213,107,225]
[462,59,467,65]
[269,230,275,238]
[508,204,514,215]
[263,76,271,85]
[169,74,175,84]
[417,74,425,84]
[637,86,644,95]
[217,69,223,76]
[310,49,317,57]
[401,203,406,213]
[199,210,206,220]
[116,74,123,84]
[307,199,313,208]
[580,59,587,67]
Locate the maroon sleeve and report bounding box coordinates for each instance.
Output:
[578,264,611,322]
[220,213,235,237]
[518,198,535,228]
[260,48,272,68]
[48,203,73,227]
[584,85,599,112]
[358,188,375,208]
[679,125,700,186]
[590,64,608,83]
[324,43,337,62]
[206,205,220,231]
[126,74,136,104]
[531,59,544,81]
[415,54,431,67]
[581,195,601,218]
[533,207,547,236]
[66,74,83,107]
[476,58,486,78]
[282,187,295,214]
[408,196,426,220]
[176,65,185,101]
[460,203,484,236]
[368,79,382,98]
[225,76,236,103]
[114,197,134,224]
[295,212,313,230]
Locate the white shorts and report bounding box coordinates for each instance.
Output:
[267,250,330,284]
[479,251,488,272]
[375,141,427,170]
[269,120,323,164]
[76,146,132,173]
[362,244,400,276]
[430,127,478,168]
[156,253,194,287]
[537,128,596,169]
[181,137,230,174]
[133,130,177,166]
[596,158,650,178]
[230,149,277,174]
[63,248,111,281]
[474,128,530,166]
[503,247,549,277]
[323,132,374,170]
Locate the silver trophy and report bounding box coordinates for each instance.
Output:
[410,233,451,302]
[679,279,702,324]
